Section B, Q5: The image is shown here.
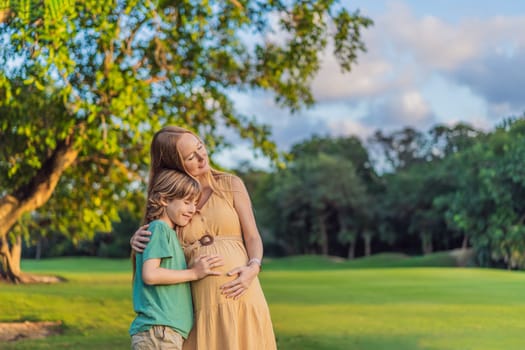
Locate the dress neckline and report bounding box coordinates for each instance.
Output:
[196,187,213,211]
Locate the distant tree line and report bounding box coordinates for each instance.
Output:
[241,116,525,269]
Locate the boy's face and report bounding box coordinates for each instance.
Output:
[165,195,197,227]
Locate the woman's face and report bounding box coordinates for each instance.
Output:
[178,133,210,178]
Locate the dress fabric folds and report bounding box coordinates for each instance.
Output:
[180,174,277,350]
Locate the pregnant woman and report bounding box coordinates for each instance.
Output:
[130,126,277,350]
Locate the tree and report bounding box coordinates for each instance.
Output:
[443,117,525,268]
[263,148,370,257]
[370,123,484,255]
[290,134,377,185]
[0,1,372,282]
[428,122,483,159]
[368,127,428,172]
[286,135,382,257]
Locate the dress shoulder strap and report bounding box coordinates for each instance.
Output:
[212,173,235,208]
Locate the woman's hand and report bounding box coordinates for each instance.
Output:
[220,263,260,300]
[130,224,151,253]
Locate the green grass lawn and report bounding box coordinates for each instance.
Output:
[1,255,525,349]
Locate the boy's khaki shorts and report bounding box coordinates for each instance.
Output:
[131,325,183,350]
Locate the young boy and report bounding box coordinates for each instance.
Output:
[129,170,223,350]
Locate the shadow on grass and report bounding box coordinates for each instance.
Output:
[264,249,475,271]
[277,333,423,350]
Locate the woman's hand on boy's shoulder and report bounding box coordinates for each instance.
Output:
[130,224,151,253]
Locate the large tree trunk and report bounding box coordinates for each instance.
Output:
[35,236,43,260]
[0,136,78,283]
[318,214,329,256]
[363,231,373,257]
[0,236,22,283]
[421,232,433,255]
[462,234,469,249]
[347,238,356,260]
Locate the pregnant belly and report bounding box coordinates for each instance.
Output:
[187,239,251,310]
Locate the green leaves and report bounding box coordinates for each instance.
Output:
[333,9,373,72]
[1,1,372,254]
[258,135,376,256]
[0,0,76,24]
[440,118,525,268]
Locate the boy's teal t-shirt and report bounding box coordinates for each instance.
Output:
[129,220,193,338]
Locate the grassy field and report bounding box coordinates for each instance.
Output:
[1,254,525,349]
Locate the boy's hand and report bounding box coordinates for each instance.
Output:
[191,254,224,279]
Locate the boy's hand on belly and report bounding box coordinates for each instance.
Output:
[219,264,259,300]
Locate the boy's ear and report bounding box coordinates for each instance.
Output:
[159,197,168,207]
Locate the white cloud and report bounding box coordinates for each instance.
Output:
[382,2,525,70]
[361,91,436,132]
[400,91,431,121]
[382,3,478,70]
[312,49,393,101]
[222,0,525,169]
[306,1,525,134]
[214,142,272,170]
[327,118,374,140]
[451,50,525,112]
[311,1,525,101]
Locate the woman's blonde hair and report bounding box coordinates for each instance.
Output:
[148,126,223,195]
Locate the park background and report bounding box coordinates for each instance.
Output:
[2,1,525,349]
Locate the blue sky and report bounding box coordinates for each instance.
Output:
[214,0,525,169]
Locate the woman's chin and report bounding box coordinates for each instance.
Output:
[197,164,210,175]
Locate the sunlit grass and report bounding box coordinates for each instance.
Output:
[264,268,525,349]
[0,256,524,349]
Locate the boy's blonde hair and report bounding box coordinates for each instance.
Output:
[143,169,201,225]
[133,169,200,279]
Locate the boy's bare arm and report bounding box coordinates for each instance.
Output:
[142,255,223,285]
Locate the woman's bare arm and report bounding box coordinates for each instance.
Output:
[220,176,262,299]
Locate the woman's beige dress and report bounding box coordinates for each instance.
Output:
[179,174,277,350]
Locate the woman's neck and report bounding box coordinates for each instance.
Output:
[195,172,213,209]
[196,172,212,190]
